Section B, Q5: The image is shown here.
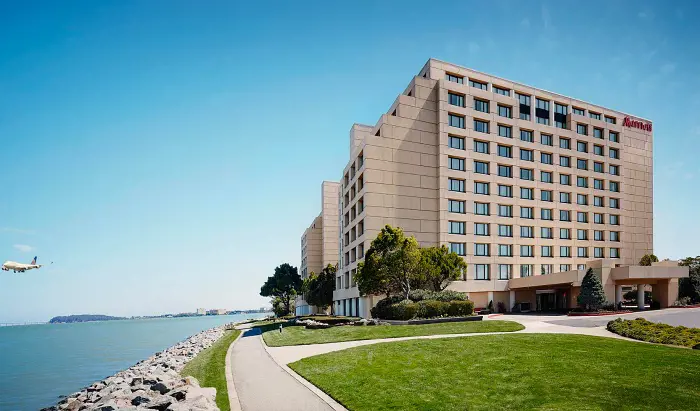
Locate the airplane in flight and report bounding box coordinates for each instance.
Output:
[2,256,50,273]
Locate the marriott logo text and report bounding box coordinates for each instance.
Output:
[623,116,652,132]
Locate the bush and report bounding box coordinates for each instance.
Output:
[674,296,693,306]
[416,300,449,318]
[407,289,467,302]
[386,300,419,320]
[447,300,474,316]
[607,318,700,348]
[370,295,406,319]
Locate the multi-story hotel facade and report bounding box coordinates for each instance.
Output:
[324,58,685,318]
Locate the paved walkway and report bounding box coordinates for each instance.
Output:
[230,327,333,411]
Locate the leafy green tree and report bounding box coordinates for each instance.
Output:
[679,256,700,303]
[303,264,337,313]
[260,263,302,316]
[420,246,467,291]
[639,254,659,266]
[577,268,607,311]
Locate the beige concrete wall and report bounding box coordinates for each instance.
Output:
[321,181,340,267]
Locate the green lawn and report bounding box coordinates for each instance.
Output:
[290,334,700,410]
[262,320,523,347]
[180,329,241,411]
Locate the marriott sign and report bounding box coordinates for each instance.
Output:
[623,116,652,132]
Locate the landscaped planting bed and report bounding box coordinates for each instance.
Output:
[607,317,700,348]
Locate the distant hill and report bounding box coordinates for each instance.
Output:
[49,314,127,324]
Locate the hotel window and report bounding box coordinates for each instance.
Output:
[474,119,489,133]
[475,181,490,195]
[498,204,513,217]
[577,159,588,170]
[448,200,465,214]
[541,152,553,165]
[449,178,465,192]
[449,114,465,128]
[577,194,588,205]
[475,223,489,236]
[520,206,534,219]
[517,93,531,120]
[475,243,490,256]
[520,168,534,181]
[577,141,588,153]
[450,242,465,256]
[449,156,465,171]
[494,86,510,96]
[610,181,620,192]
[594,145,604,156]
[554,103,567,128]
[541,171,553,183]
[449,92,465,107]
[594,213,604,224]
[521,226,534,238]
[521,245,534,257]
[498,264,512,280]
[498,144,512,158]
[520,148,534,161]
[541,133,553,146]
[498,104,512,118]
[594,247,605,258]
[535,98,550,125]
[474,99,489,113]
[610,214,620,225]
[594,196,604,207]
[542,246,553,257]
[590,112,601,120]
[605,116,616,124]
[560,174,571,185]
[594,230,604,241]
[498,225,513,237]
[572,107,585,116]
[577,176,588,188]
[520,264,533,277]
[559,137,571,150]
[475,202,490,215]
[560,246,571,257]
[541,190,553,202]
[560,210,571,221]
[561,192,571,205]
[594,179,605,190]
[498,165,512,178]
[498,184,513,197]
[577,247,589,258]
[499,244,513,257]
[593,128,603,139]
[560,264,572,272]
[577,229,588,240]
[446,73,464,83]
[577,212,588,223]
[610,165,619,176]
[449,135,465,150]
[610,148,620,159]
[610,198,620,209]
[560,155,571,167]
[498,125,512,138]
[577,124,588,135]
[474,160,489,174]
[610,231,620,242]
[475,264,490,280]
[609,131,619,143]
[541,208,553,220]
[520,129,534,143]
[470,79,488,90]
[594,161,604,173]
[541,227,553,239]
[474,140,489,154]
[560,228,571,240]
[449,221,465,235]
[542,264,554,274]
[610,248,620,258]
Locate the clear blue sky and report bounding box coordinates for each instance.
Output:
[1,0,698,322]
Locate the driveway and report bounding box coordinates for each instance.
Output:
[540,307,700,328]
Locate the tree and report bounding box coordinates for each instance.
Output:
[260,263,302,317]
[679,256,700,303]
[303,264,337,313]
[577,268,607,311]
[420,246,467,291]
[639,254,659,266]
[355,225,423,300]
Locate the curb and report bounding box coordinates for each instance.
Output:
[225,330,244,411]
[567,311,633,317]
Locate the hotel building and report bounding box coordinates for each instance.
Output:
[327,58,685,318]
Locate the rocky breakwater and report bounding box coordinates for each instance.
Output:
[42,325,232,411]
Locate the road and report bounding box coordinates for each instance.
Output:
[543,307,700,328]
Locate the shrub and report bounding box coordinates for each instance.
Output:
[386,300,419,320]
[673,296,693,306]
[447,300,474,316]
[370,295,405,319]
[607,318,700,348]
[407,289,467,302]
[416,300,449,318]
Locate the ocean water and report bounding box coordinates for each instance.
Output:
[0,313,268,410]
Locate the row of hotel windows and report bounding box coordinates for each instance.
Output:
[450,155,619,180]
[449,178,620,197]
[448,242,619,259]
[449,190,619,208]
[446,201,622,223]
[444,74,617,126]
[447,260,612,280]
[448,221,620,240]
[450,135,620,161]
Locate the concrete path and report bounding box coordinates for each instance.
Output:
[230,327,333,411]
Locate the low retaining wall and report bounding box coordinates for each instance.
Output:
[567,311,633,317]
[381,316,483,325]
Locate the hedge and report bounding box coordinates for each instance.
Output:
[607,318,700,348]
[372,299,474,320]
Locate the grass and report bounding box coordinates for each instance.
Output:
[180,329,241,411]
[261,320,524,347]
[607,318,700,348]
[290,334,700,410]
